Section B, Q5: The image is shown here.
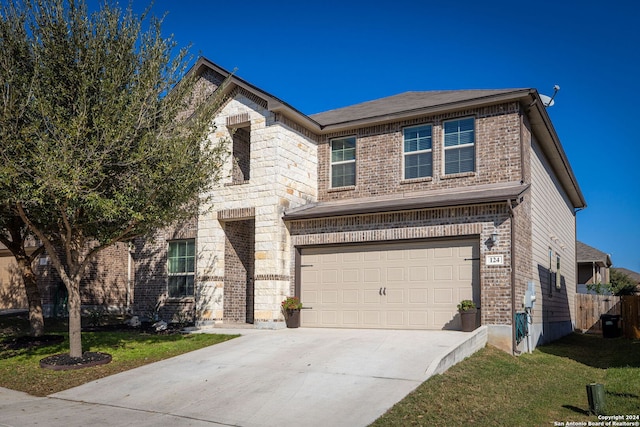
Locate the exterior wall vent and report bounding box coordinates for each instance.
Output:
[226,112,250,128]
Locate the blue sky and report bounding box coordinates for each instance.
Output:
[122,0,639,271]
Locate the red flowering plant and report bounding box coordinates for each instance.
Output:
[281,296,303,313]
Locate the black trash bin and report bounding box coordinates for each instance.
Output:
[601,314,621,338]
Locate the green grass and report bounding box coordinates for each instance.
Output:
[372,333,640,426]
[0,314,238,396]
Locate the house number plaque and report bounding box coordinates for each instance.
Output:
[486,255,504,266]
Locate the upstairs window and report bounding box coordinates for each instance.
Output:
[403,124,433,179]
[168,240,195,298]
[232,127,250,184]
[331,137,356,187]
[444,117,475,174]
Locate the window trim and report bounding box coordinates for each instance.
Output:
[167,239,196,299]
[329,136,357,188]
[443,117,476,175]
[549,247,554,296]
[556,254,561,290]
[402,123,433,180]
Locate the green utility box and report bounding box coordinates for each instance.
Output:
[586,383,606,415]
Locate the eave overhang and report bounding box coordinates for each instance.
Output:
[283,182,530,221]
[524,90,586,209]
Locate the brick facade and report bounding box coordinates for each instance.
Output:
[223,219,255,323]
[289,204,513,327]
[0,242,131,317]
[318,103,522,201]
[132,218,197,322]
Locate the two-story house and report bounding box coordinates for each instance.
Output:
[133,57,586,354]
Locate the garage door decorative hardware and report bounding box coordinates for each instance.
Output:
[464,257,480,261]
[379,287,387,296]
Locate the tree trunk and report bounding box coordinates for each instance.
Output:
[66,280,83,358]
[16,255,45,337]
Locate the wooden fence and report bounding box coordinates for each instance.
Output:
[621,295,640,339]
[575,294,620,333]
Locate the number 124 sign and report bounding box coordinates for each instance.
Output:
[486,255,504,266]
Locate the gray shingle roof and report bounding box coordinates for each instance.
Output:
[577,241,612,266]
[309,90,524,126]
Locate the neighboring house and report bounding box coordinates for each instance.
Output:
[0,242,130,317]
[576,241,612,293]
[132,57,586,354]
[0,243,28,310]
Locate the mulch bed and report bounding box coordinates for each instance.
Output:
[39,352,112,371]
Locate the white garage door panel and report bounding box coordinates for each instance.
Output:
[300,240,479,330]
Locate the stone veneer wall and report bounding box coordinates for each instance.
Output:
[196,90,318,326]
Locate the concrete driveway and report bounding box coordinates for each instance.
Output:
[1,327,487,427]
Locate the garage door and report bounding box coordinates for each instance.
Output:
[300,239,479,330]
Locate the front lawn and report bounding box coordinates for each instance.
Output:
[0,314,237,396]
[372,333,640,426]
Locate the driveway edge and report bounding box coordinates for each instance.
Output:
[425,326,488,377]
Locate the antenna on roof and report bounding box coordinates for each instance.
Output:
[540,85,560,107]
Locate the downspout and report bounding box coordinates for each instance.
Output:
[514,106,527,354]
[508,199,520,355]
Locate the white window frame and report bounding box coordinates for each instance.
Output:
[443,117,476,175]
[167,239,195,299]
[403,124,433,180]
[549,247,554,296]
[330,136,356,188]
